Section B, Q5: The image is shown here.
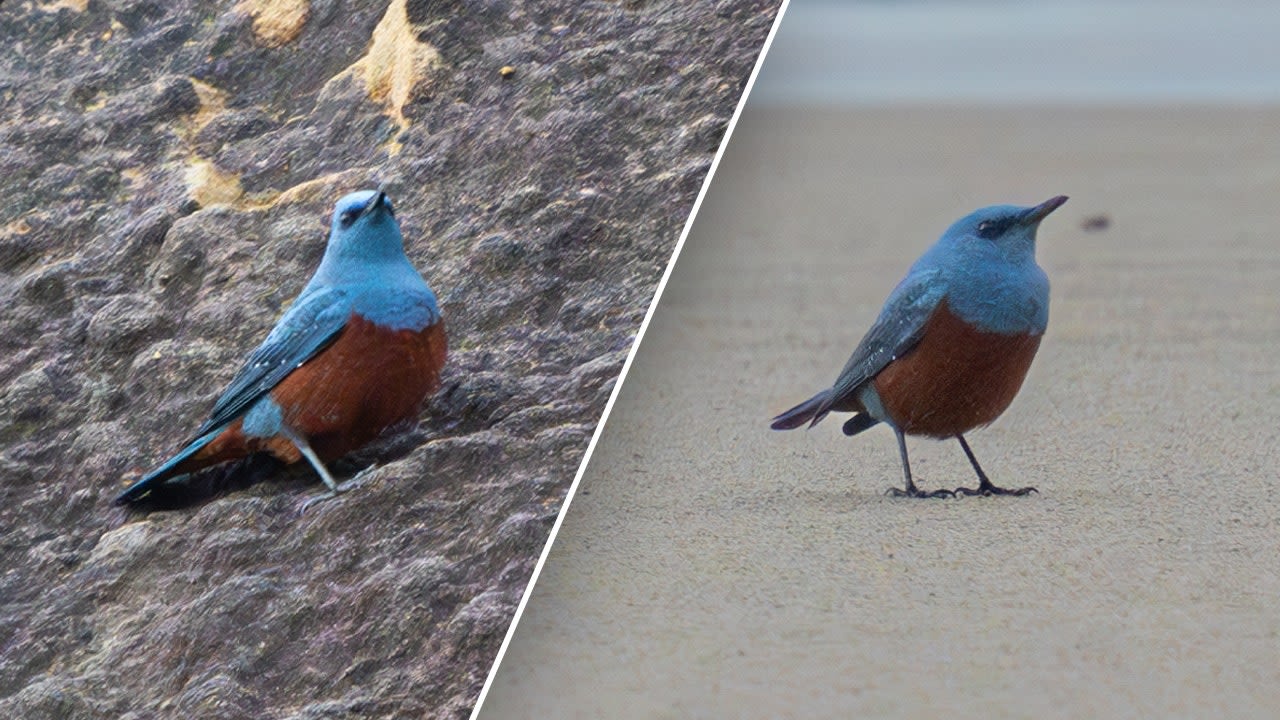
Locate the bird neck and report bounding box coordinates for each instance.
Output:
[313,221,415,283]
[944,259,1050,336]
[311,250,420,289]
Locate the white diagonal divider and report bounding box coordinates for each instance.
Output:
[467,2,795,716]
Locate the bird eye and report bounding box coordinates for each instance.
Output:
[976,220,1000,239]
[339,210,358,228]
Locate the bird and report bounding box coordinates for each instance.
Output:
[770,196,1066,498]
[115,189,447,505]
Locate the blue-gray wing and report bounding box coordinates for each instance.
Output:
[192,287,352,438]
[826,270,943,407]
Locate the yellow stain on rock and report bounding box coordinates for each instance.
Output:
[334,0,442,131]
[184,159,244,208]
[274,170,369,207]
[236,0,310,47]
[182,167,372,214]
[119,168,145,187]
[1,219,33,237]
[40,0,89,12]
[173,80,249,209]
[184,78,229,135]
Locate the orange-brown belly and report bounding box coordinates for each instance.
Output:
[176,316,447,475]
[872,302,1040,438]
[270,316,448,461]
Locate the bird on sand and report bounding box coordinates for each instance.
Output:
[770,196,1066,498]
[116,190,447,505]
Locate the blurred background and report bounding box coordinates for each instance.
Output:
[756,0,1280,105]
[476,2,1280,718]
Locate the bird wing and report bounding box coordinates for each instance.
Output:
[191,286,353,438]
[825,269,943,409]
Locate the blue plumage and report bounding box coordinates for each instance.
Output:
[771,196,1067,498]
[116,190,444,505]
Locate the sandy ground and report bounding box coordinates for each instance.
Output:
[478,107,1280,718]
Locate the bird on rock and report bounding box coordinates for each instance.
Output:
[116,190,447,505]
[770,196,1066,498]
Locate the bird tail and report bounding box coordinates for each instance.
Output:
[841,413,880,437]
[770,390,834,430]
[114,429,221,505]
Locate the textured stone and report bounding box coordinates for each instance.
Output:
[0,0,777,717]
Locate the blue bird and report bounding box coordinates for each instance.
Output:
[116,190,447,505]
[771,196,1066,498]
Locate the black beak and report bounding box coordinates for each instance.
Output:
[1022,195,1068,224]
[359,190,388,219]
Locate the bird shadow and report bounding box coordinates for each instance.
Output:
[116,425,434,513]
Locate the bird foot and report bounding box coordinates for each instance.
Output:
[298,465,380,513]
[299,488,343,514]
[886,486,955,499]
[337,464,379,492]
[953,481,1037,497]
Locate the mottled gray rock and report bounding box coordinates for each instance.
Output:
[0,0,777,717]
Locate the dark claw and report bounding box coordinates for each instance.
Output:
[886,486,955,499]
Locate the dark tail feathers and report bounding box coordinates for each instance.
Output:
[114,429,220,505]
[770,390,833,430]
[771,390,882,435]
[841,413,879,437]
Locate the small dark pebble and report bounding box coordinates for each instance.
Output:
[1081,214,1111,232]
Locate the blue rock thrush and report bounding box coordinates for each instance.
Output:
[770,196,1067,498]
[116,190,447,505]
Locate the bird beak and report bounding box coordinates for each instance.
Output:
[356,191,388,220]
[1022,195,1068,224]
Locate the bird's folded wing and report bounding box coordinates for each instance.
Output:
[191,287,352,439]
[827,270,943,405]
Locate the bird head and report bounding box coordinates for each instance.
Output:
[943,195,1068,260]
[325,189,406,263]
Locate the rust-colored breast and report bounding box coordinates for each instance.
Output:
[872,301,1040,439]
[268,315,448,461]
[164,316,446,479]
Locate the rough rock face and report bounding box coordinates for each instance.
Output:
[0,1,777,717]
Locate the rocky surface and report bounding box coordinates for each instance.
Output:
[0,1,777,717]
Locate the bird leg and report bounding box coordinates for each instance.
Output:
[952,434,1037,496]
[886,428,954,499]
[277,425,340,494]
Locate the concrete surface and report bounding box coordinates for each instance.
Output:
[479,106,1280,718]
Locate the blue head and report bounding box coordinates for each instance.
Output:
[910,196,1067,334]
[325,190,405,262]
[298,190,440,328]
[306,189,422,290]
[938,195,1067,264]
